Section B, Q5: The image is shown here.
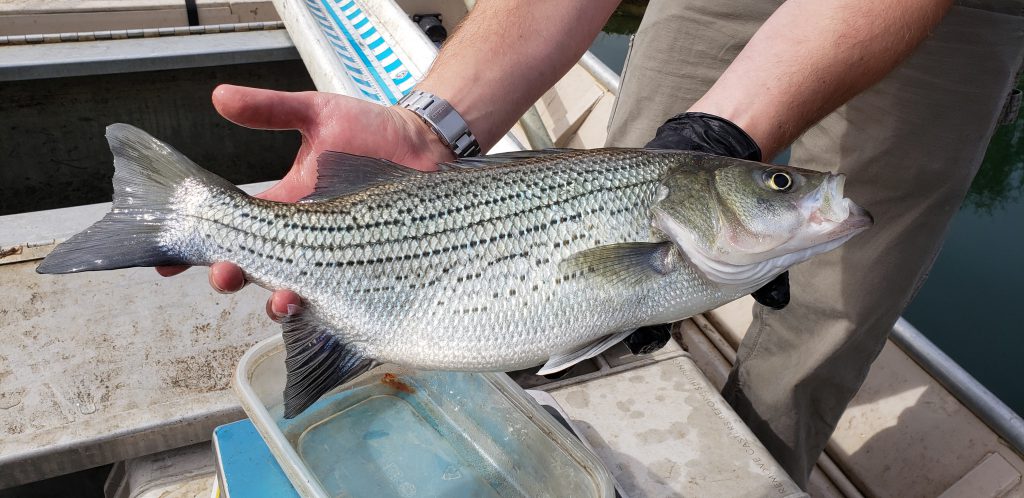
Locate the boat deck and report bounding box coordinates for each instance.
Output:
[2,0,1023,496]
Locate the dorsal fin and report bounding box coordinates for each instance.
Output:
[301,151,422,202]
[437,148,576,171]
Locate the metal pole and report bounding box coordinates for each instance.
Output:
[890,317,1024,456]
[579,51,621,95]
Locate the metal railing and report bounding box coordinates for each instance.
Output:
[0,21,286,46]
[891,317,1024,456]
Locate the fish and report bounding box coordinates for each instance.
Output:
[37,124,872,418]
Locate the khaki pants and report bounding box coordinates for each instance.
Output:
[607,0,1024,488]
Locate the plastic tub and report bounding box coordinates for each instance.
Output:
[233,335,615,498]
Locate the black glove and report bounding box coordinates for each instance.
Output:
[644,112,762,160]
[623,113,785,357]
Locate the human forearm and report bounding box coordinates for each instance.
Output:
[689,0,952,159]
[412,0,620,150]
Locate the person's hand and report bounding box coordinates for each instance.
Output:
[157,84,453,319]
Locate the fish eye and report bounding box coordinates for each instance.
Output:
[765,171,793,192]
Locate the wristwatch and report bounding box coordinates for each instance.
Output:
[396,90,481,158]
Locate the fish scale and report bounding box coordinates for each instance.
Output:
[38,124,871,417]
[170,151,679,367]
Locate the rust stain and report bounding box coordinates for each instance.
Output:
[381,373,415,394]
[0,246,23,260]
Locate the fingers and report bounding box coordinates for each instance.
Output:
[266,290,303,321]
[156,265,190,277]
[212,84,318,131]
[212,85,320,203]
[209,262,247,293]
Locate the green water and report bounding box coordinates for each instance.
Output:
[590,23,1024,416]
[901,117,1024,416]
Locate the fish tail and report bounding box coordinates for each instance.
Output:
[36,123,240,274]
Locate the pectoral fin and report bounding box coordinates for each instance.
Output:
[537,329,635,376]
[281,306,377,418]
[751,271,790,310]
[560,242,677,286]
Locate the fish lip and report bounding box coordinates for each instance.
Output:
[818,173,872,231]
[844,202,874,229]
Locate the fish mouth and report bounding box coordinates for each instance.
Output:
[813,174,873,239]
[842,202,874,230]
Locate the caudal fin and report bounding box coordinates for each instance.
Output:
[37,123,240,274]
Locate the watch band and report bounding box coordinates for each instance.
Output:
[396,90,481,158]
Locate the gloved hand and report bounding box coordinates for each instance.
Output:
[644,112,762,160]
[623,112,786,356]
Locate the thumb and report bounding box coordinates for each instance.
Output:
[253,128,320,203]
[212,84,318,131]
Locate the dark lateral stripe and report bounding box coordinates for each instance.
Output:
[220,160,652,242]
[200,178,653,261]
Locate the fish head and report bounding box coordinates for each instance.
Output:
[652,155,873,285]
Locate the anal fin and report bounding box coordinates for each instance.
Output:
[281,308,377,418]
[536,329,635,376]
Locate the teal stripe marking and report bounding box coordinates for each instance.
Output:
[338,0,355,9]
[353,17,368,29]
[346,9,360,20]
[360,89,379,100]
[320,0,397,103]
[351,76,371,87]
[376,47,393,60]
[383,59,401,72]
[367,37,384,50]
[323,29,340,41]
[393,71,412,85]
[308,8,328,21]
[343,63,363,74]
[361,26,377,39]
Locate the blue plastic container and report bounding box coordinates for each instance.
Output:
[234,336,614,497]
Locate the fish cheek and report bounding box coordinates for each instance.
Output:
[654,172,720,251]
[717,197,802,255]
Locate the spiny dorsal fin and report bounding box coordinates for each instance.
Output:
[437,148,576,171]
[281,306,377,418]
[536,329,636,375]
[560,242,678,286]
[301,151,422,202]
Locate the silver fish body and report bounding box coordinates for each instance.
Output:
[171,149,732,370]
[38,125,872,417]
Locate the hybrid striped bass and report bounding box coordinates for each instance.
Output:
[37,124,872,417]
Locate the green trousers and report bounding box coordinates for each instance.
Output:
[606,0,1024,488]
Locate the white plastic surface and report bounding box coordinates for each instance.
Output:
[550,355,807,497]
